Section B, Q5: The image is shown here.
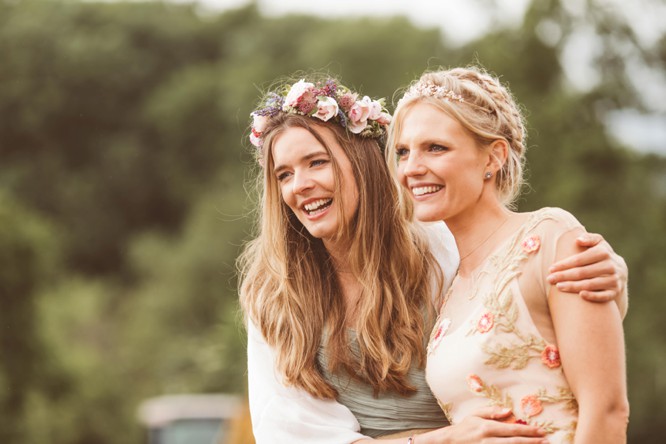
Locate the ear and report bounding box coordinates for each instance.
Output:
[485,139,509,174]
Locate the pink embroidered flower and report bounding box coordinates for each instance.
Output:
[312,96,339,122]
[520,395,543,418]
[521,235,541,253]
[428,318,451,355]
[284,79,315,108]
[466,374,484,393]
[476,312,494,333]
[541,344,561,368]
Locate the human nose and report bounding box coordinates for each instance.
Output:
[292,169,315,195]
[402,150,427,177]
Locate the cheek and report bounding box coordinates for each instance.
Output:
[396,162,407,186]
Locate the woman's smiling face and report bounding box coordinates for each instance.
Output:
[395,102,490,223]
[271,125,358,244]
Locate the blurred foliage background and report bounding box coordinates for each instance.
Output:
[0,0,664,442]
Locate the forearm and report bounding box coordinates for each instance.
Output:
[574,403,629,444]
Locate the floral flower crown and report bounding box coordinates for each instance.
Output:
[249,79,392,149]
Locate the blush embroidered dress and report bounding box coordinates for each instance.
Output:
[425,208,584,443]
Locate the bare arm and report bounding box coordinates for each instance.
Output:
[548,229,629,443]
[547,232,628,317]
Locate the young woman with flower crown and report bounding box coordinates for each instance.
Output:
[238,74,628,444]
[386,67,629,443]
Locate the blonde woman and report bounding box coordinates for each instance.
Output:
[239,75,628,443]
[387,67,629,443]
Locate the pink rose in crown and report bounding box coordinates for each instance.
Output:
[349,96,372,123]
[251,113,270,134]
[348,97,374,134]
[284,79,316,108]
[249,130,262,147]
[338,92,358,112]
[368,99,383,120]
[376,112,392,126]
[313,96,339,122]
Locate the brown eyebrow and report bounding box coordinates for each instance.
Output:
[273,150,329,175]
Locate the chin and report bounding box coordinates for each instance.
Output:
[413,210,442,223]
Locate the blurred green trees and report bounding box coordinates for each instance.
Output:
[0,0,663,442]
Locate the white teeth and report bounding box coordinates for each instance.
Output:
[412,186,443,196]
[304,198,332,212]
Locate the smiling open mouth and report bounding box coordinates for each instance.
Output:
[412,186,443,196]
[303,198,333,215]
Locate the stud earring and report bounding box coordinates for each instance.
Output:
[484,172,493,180]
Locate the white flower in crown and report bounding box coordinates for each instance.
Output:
[284,79,315,108]
[313,96,339,122]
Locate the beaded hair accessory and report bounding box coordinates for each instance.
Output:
[249,79,392,149]
[399,81,465,105]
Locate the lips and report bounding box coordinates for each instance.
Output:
[301,198,333,216]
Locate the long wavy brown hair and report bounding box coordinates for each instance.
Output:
[239,112,443,399]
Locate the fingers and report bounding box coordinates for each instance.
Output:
[484,439,549,444]
[548,244,611,274]
[486,439,550,444]
[469,406,513,420]
[548,260,617,286]
[580,289,617,302]
[574,232,604,248]
[553,275,621,293]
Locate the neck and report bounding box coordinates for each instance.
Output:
[324,238,352,274]
[445,201,512,274]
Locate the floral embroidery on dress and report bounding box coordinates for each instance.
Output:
[520,395,543,417]
[476,312,494,333]
[483,333,555,370]
[466,374,484,392]
[541,344,561,368]
[437,399,454,423]
[521,235,541,253]
[434,210,580,441]
[466,374,513,409]
[428,317,451,355]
